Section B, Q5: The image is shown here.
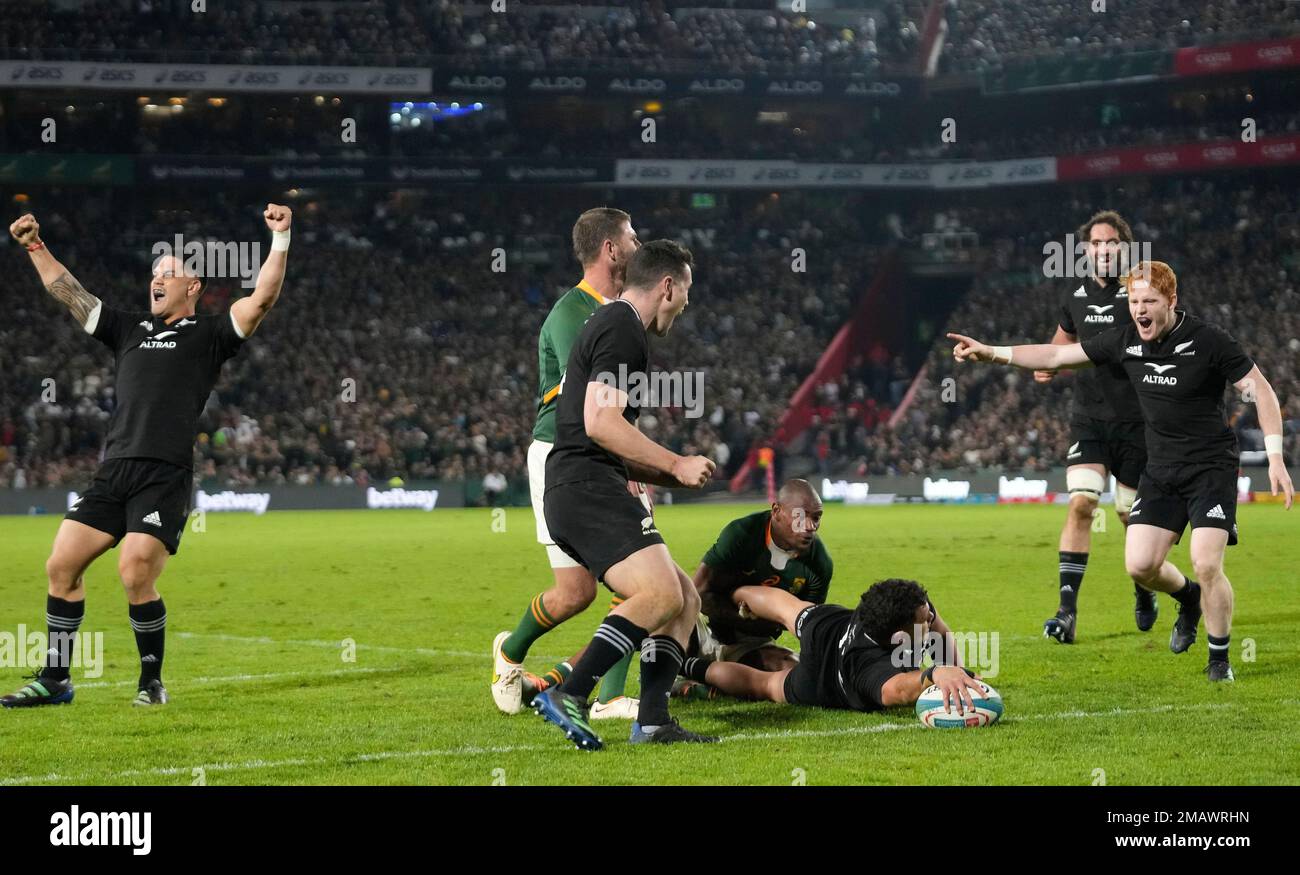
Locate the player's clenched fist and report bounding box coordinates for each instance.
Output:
[10,214,40,247]
[672,454,715,488]
[263,204,292,231]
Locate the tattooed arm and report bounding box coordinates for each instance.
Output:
[9,213,101,327]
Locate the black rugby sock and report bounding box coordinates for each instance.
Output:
[559,615,647,700]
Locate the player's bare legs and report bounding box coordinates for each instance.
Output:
[730,585,813,636]
[680,586,809,702]
[1126,524,1203,656]
[493,563,597,713]
[700,661,791,703]
[1046,463,1152,644]
[2,521,116,708]
[536,543,715,746]
[118,533,172,705]
[47,520,117,602]
[1059,476,1102,555]
[750,645,799,671]
[1190,528,1234,680]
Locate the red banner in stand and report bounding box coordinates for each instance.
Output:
[1057,135,1300,181]
[1174,36,1300,77]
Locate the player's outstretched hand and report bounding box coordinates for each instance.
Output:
[1268,458,1294,510]
[264,203,292,232]
[1032,369,1056,383]
[947,333,992,363]
[672,455,715,488]
[932,665,983,715]
[9,214,40,247]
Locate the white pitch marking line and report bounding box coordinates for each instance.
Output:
[175,631,566,663]
[76,665,404,690]
[0,700,1238,786]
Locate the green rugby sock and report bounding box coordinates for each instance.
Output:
[596,651,634,703]
[541,661,571,690]
[502,593,556,664]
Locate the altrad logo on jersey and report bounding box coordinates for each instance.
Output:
[1142,362,1178,385]
[1085,304,1116,323]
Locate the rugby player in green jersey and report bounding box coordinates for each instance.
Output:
[491,208,647,717]
[689,480,832,682]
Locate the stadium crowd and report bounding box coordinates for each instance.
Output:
[6,0,1299,77]
[0,190,881,491]
[940,0,1300,73]
[2,0,923,74]
[798,175,1300,476]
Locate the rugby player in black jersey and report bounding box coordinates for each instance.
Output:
[950,261,1293,682]
[3,205,291,707]
[1034,211,1152,643]
[531,240,718,749]
[679,579,984,715]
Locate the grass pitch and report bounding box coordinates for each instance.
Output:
[0,502,1296,786]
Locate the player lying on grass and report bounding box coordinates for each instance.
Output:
[949,260,1294,682]
[687,479,831,679]
[491,207,646,720]
[681,579,984,714]
[2,206,290,708]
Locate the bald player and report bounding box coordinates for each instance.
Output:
[3,206,290,708]
[690,480,832,675]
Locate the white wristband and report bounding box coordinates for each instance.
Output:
[271,229,291,252]
[1265,434,1284,457]
[992,346,1013,365]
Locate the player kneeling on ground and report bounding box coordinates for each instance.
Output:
[678,479,831,701]
[681,580,984,715]
[949,260,1294,682]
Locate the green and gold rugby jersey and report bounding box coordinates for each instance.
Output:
[532,279,607,443]
[700,509,834,642]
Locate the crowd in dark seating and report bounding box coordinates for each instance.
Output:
[0,190,885,489]
[0,0,922,74]
[6,0,1299,79]
[2,175,1296,491]
[940,0,1300,73]
[801,175,1300,477]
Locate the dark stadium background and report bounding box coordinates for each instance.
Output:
[1,0,1297,511]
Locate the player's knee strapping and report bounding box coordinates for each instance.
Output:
[1114,482,1138,514]
[1066,468,1107,500]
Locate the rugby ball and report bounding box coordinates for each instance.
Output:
[916,680,1003,728]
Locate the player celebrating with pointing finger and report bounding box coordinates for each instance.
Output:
[949,261,1293,682]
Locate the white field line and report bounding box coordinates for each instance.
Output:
[76,664,406,689]
[175,630,567,663]
[0,701,1239,786]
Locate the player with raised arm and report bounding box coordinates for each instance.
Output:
[2,206,291,708]
[531,240,719,749]
[680,579,983,716]
[949,261,1293,681]
[1034,211,1152,644]
[690,479,832,675]
[490,207,646,720]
